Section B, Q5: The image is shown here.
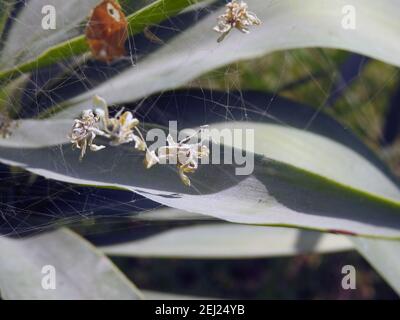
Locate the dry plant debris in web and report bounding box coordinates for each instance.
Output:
[214,0,261,43]
[70,96,210,187]
[0,111,15,139]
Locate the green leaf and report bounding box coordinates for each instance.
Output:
[352,238,400,295]
[1,89,400,239]
[0,228,142,299]
[100,209,354,258]
[1,118,400,238]
[0,74,30,115]
[133,207,215,222]
[55,0,400,117]
[0,0,101,70]
[0,1,13,39]
[0,0,201,79]
[0,119,72,147]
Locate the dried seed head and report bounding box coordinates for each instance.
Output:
[70,96,146,160]
[70,109,106,161]
[144,149,159,169]
[157,133,210,187]
[0,111,13,138]
[107,111,141,146]
[72,96,210,187]
[214,0,261,42]
[93,96,144,148]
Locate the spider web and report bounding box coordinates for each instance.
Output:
[0,0,399,240]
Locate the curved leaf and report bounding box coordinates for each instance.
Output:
[0,0,202,79]
[100,209,354,259]
[352,238,400,295]
[0,119,71,148]
[0,228,142,299]
[1,91,400,239]
[0,1,12,39]
[56,0,400,117]
[0,0,100,70]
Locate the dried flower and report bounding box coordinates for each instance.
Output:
[144,149,159,169]
[72,96,210,187]
[158,132,210,187]
[69,109,106,161]
[0,111,13,138]
[70,96,148,160]
[93,95,145,149]
[214,0,261,42]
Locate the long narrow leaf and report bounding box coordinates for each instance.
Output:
[55,0,400,117]
[100,210,354,259]
[0,0,201,78]
[0,228,142,299]
[1,91,400,239]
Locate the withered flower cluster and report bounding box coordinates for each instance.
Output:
[214,0,261,42]
[0,111,15,139]
[70,96,209,186]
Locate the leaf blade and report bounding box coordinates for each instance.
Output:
[0,228,142,299]
[0,0,202,79]
[100,209,354,259]
[55,0,400,116]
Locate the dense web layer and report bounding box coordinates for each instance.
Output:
[0,0,399,239]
